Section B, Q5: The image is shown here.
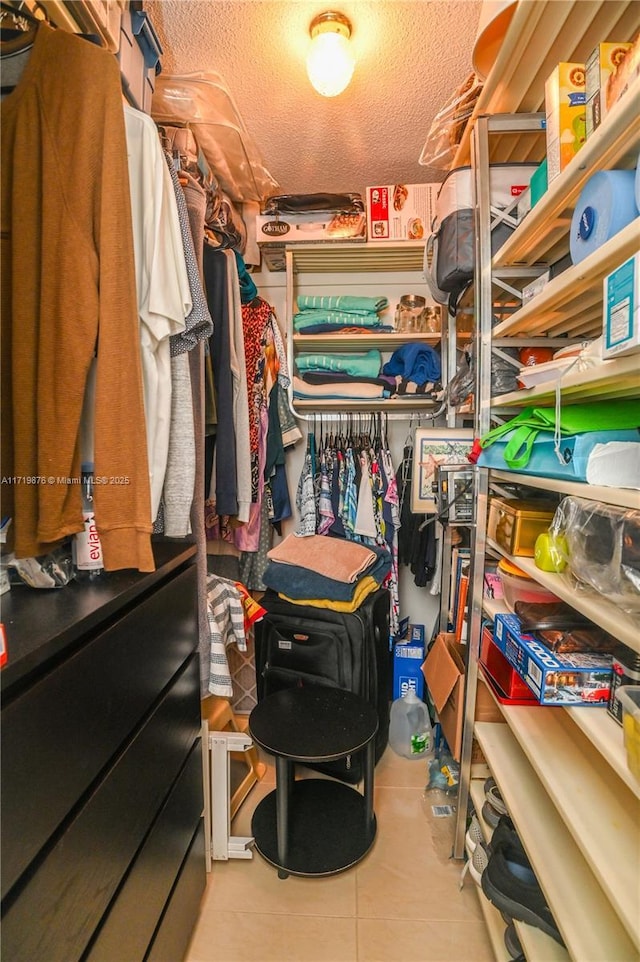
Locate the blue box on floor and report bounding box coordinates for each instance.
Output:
[493,613,612,706]
[393,624,425,699]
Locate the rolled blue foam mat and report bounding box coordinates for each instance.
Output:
[570,169,637,264]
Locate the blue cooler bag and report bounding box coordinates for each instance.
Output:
[478,428,640,481]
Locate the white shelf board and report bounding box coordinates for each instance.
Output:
[565,705,640,800]
[474,721,638,961]
[482,596,510,621]
[474,887,512,962]
[492,219,640,337]
[489,470,640,511]
[292,396,439,413]
[513,920,570,962]
[496,705,640,945]
[491,352,640,407]
[486,539,640,653]
[292,332,440,351]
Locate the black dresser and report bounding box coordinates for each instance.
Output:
[0,540,205,962]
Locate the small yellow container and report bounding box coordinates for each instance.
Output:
[488,497,556,557]
[616,686,640,783]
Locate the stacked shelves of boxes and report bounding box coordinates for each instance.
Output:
[453,4,640,959]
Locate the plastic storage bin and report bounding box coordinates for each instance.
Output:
[497,558,560,611]
[117,8,163,113]
[488,497,556,557]
[616,686,640,782]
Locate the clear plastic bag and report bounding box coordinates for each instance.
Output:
[152,72,279,203]
[418,73,483,170]
[550,497,640,613]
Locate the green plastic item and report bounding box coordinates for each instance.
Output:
[530,158,548,208]
[479,400,640,470]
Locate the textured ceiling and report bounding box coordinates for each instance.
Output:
[146,0,482,198]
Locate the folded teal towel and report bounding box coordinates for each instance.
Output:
[296,350,382,378]
[294,309,382,331]
[296,294,388,314]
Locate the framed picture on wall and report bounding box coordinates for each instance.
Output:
[411,428,474,513]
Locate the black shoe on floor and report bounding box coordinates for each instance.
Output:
[504,920,523,959]
[490,814,520,855]
[481,840,564,946]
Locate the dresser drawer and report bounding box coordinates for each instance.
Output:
[1,654,201,962]
[146,821,207,962]
[1,564,197,898]
[85,740,204,962]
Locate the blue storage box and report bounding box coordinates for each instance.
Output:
[477,429,640,481]
[393,624,425,699]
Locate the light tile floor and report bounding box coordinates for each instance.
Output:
[185,747,493,962]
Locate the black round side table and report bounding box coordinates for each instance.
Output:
[249,686,379,878]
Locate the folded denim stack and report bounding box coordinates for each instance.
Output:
[262,533,392,612]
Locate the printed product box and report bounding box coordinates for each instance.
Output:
[366,184,438,242]
[256,210,367,271]
[585,42,633,137]
[603,253,640,359]
[545,63,587,183]
[493,613,612,706]
[421,632,501,760]
[393,624,425,699]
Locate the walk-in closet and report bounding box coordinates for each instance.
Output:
[2,2,639,961]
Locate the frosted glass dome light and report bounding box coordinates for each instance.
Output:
[306,11,355,98]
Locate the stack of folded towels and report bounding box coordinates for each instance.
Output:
[262,534,392,612]
[293,294,390,334]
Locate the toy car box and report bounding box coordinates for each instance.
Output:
[493,613,612,706]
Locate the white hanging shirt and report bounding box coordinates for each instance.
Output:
[124,105,191,521]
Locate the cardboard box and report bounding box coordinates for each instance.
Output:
[545,63,586,183]
[393,624,425,699]
[585,42,633,137]
[421,633,501,761]
[603,253,640,359]
[493,614,612,706]
[366,184,438,242]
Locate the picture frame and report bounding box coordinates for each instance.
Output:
[411,428,474,513]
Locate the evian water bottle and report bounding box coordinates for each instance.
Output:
[73,463,104,581]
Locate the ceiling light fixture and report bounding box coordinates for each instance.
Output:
[306,11,355,98]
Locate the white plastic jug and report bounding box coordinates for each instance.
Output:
[388,691,434,759]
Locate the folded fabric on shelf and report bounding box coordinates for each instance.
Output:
[294,309,383,332]
[293,376,390,400]
[296,323,396,335]
[297,294,389,314]
[382,342,441,383]
[263,546,392,601]
[268,532,376,581]
[296,350,382,378]
[302,371,396,388]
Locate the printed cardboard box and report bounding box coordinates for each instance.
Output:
[493,613,612,706]
[393,624,425,699]
[585,41,633,137]
[545,62,586,183]
[366,184,438,242]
